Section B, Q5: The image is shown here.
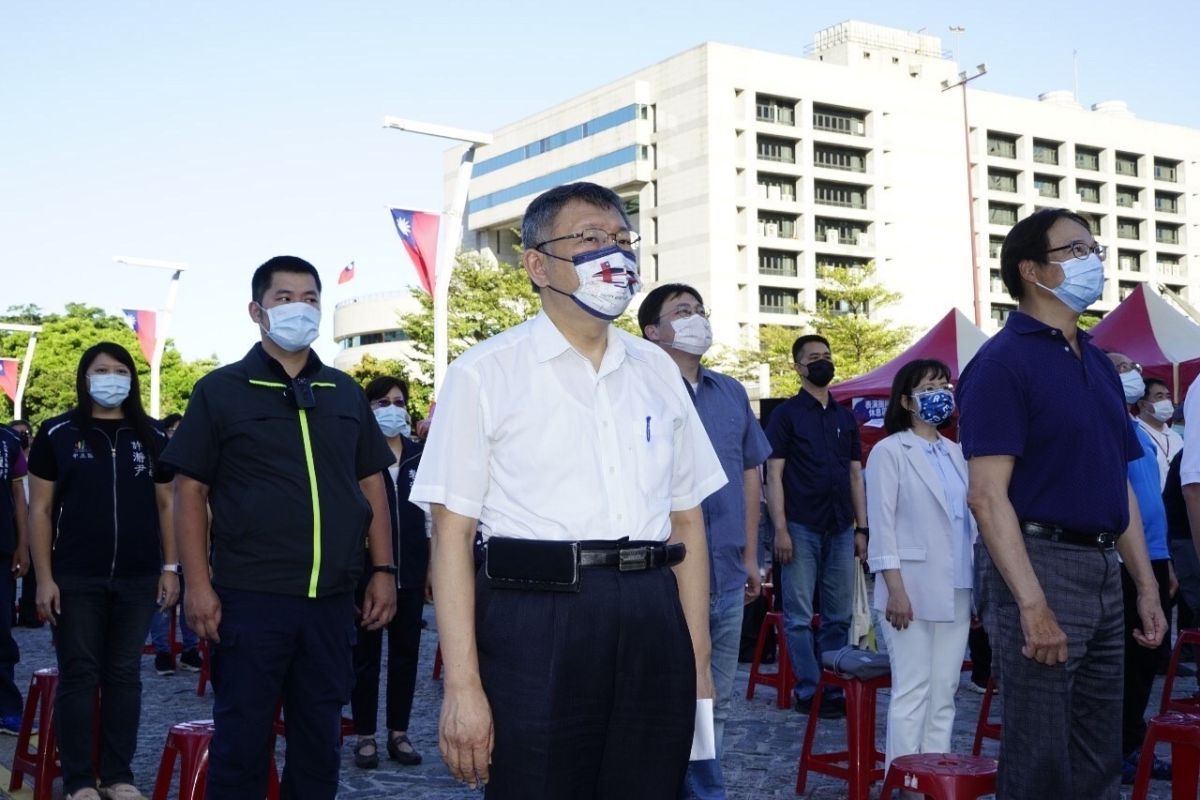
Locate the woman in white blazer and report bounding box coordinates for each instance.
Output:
[866,358,976,767]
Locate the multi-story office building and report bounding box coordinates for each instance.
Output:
[332,290,424,373]
[450,20,1199,347]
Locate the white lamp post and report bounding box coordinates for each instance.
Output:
[0,323,42,418]
[383,116,493,397]
[113,256,190,418]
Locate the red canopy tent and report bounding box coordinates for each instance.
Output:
[828,309,988,461]
[1088,284,1200,404]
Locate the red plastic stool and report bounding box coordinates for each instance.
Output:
[1160,629,1200,714]
[1132,712,1200,800]
[152,719,280,800]
[9,668,61,800]
[432,642,443,680]
[271,702,355,745]
[879,753,998,799]
[746,610,794,708]
[196,640,211,697]
[795,668,891,800]
[971,675,1001,755]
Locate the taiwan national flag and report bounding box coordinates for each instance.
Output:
[122,308,157,363]
[338,261,355,284]
[389,208,440,295]
[0,359,17,403]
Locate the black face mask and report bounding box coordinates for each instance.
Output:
[804,359,835,387]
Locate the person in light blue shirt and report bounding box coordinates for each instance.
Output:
[640,283,772,800]
[1107,351,1176,783]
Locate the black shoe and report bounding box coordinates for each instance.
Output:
[178,649,202,672]
[387,732,422,765]
[354,737,379,769]
[820,695,847,719]
[154,652,175,676]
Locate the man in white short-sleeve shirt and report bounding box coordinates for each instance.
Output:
[410,182,726,799]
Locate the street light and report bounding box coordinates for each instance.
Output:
[0,323,42,418]
[113,256,189,418]
[942,62,989,327]
[383,116,494,397]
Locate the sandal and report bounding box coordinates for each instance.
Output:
[387,731,422,765]
[354,737,379,769]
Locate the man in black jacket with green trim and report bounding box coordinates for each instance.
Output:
[162,256,397,800]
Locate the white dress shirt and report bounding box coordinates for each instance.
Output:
[410,311,727,542]
[1182,378,1200,487]
[1136,416,1183,491]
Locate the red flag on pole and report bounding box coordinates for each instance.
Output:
[122,308,157,363]
[389,208,441,294]
[0,359,17,403]
[338,261,356,284]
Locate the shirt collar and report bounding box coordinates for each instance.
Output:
[1005,309,1092,343]
[530,310,628,375]
[246,342,324,382]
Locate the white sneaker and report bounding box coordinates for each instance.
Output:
[965,680,988,694]
[99,784,144,800]
[65,790,102,800]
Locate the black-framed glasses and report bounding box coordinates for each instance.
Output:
[534,227,641,252]
[371,397,407,408]
[1046,241,1107,261]
[1114,360,1142,375]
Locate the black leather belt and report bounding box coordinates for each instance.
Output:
[1021,521,1117,550]
[579,542,687,571]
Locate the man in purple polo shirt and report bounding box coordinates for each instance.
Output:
[958,208,1165,798]
[640,283,772,799]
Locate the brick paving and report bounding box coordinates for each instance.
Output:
[0,608,1188,799]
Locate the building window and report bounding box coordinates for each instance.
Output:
[988,168,1019,193]
[813,104,867,136]
[1157,223,1182,246]
[1115,151,1140,177]
[1076,180,1102,204]
[758,173,798,202]
[1033,174,1060,199]
[986,132,1018,159]
[1118,281,1138,301]
[1117,251,1143,272]
[990,304,1015,324]
[816,255,871,271]
[989,236,1004,259]
[759,250,798,277]
[1080,212,1103,236]
[1075,145,1101,171]
[1158,254,1185,279]
[817,291,868,317]
[759,287,800,314]
[1117,218,1141,240]
[756,94,797,126]
[1032,138,1060,165]
[988,202,1020,226]
[814,144,868,172]
[1154,158,1180,183]
[1155,191,1181,214]
[814,181,868,209]
[757,135,797,164]
[758,213,799,239]
[1116,186,1140,209]
[815,216,870,245]
[990,269,1005,294]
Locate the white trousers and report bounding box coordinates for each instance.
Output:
[880,588,971,767]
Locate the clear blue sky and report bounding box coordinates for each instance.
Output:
[3,0,1197,365]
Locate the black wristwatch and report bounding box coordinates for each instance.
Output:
[854,527,870,537]
[369,564,398,576]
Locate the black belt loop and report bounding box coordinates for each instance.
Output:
[1021,521,1117,550]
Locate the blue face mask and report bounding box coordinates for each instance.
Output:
[913,389,955,426]
[1036,252,1105,313]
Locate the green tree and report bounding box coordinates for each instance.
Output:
[0,303,217,429]
[809,263,912,379]
[345,354,425,418]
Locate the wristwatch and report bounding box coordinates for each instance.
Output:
[369,564,398,576]
[854,527,870,537]
[161,563,182,574]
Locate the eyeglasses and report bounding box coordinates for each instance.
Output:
[658,305,709,322]
[372,398,407,408]
[1114,361,1142,374]
[1046,241,1107,261]
[534,227,641,252]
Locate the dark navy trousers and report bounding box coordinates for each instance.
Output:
[476,561,696,800]
[206,587,356,800]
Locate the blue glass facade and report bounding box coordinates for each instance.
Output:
[473,104,639,178]
[467,146,639,215]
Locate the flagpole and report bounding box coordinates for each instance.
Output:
[0,323,42,418]
[383,117,493,398]
[114,256,190,419]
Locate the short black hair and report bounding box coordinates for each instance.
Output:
[1143,377,1169,400]
[638,283,703,337]
[999,208,1091,301]
[884,358,952,434]
[364,375,409,405]
[251,256,323,304]
[792,334,831,364]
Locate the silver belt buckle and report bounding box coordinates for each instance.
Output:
[618,547,650,571]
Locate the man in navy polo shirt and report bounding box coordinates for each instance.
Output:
[958,208,1165,798]
[640,283,772,799]
[764,334,867,718]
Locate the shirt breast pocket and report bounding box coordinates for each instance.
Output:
[637,414,676,500]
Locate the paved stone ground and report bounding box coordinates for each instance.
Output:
[0,607,1189,799]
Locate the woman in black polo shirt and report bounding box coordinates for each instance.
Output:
[351,375,429,769]
[27,342,179,800]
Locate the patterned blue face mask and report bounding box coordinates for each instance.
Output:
[913,389,955,426]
